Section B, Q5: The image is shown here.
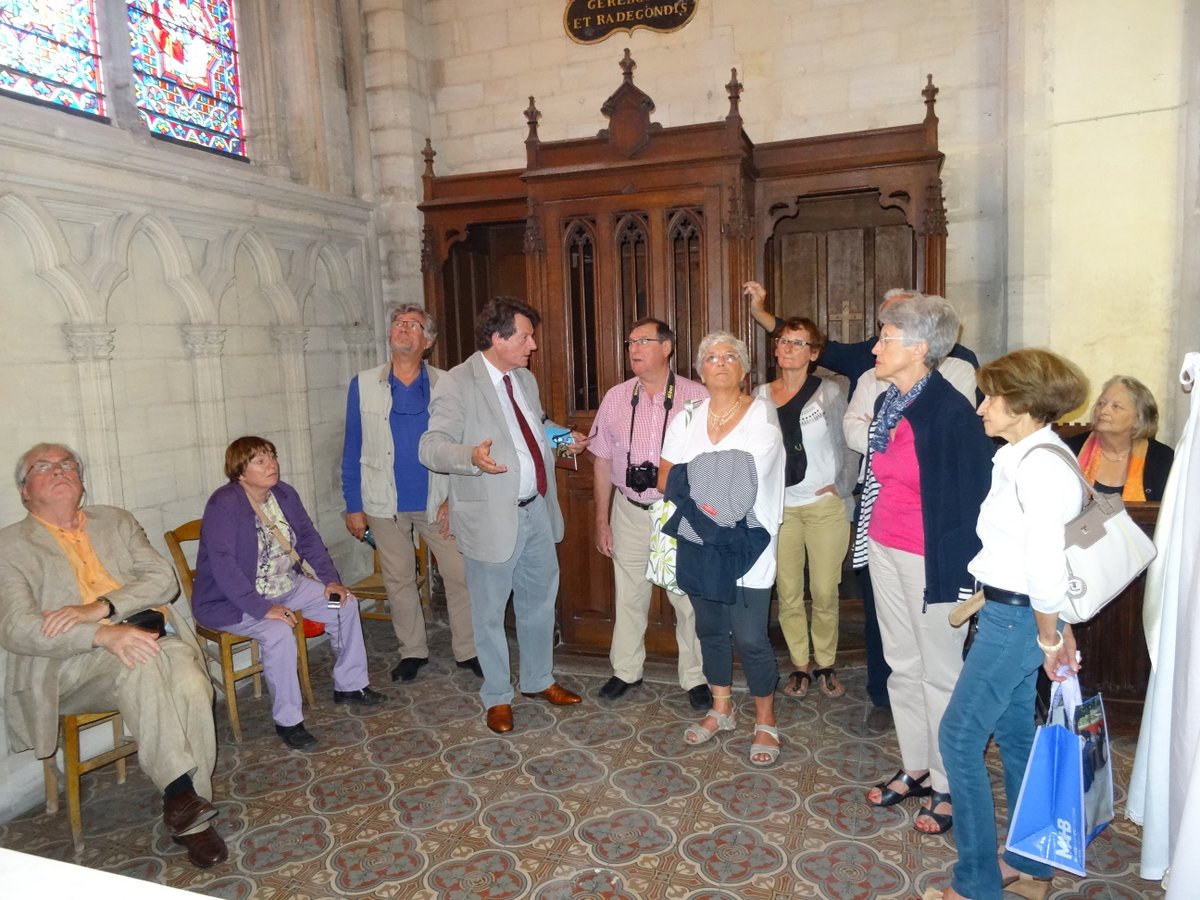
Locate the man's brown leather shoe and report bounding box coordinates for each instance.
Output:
[521,682,582,706]
[174,824,228,868]
[486,704,514,733]
[163,788,217,836]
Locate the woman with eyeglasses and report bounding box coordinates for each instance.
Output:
[858,294,995,835]
[754,315,853,700]
[657,331,785,765]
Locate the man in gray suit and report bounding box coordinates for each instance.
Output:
[0,443,226,867]
[419,297,588,734]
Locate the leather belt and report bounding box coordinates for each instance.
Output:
[518,494,539,508]
[982,585,1031,607]
[625,495,653,510]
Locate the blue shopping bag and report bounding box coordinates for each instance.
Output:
[1005,675,1113,877]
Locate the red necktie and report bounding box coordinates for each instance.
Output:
[503,373,547,496]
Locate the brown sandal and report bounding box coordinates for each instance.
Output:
[813,667,845,698]
[783,670,810,699]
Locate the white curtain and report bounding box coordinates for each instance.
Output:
[1128,351,1200,894]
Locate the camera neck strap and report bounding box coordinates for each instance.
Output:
[626,371,675,469]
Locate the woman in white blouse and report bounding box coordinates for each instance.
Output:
[927,349,1088,900]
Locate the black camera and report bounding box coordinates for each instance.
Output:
[625,461,658,493]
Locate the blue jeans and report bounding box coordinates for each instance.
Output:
[939,601,1053,900]
[688,586,779,697]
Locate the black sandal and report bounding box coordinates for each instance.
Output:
[783,670,811,699]
[869,769,932,808]
[914,791,954,834]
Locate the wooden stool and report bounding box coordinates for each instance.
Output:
[43,711,139,847]
[354,538,431,621]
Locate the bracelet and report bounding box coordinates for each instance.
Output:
[98,597,116,619]
[1036,631,1064,653]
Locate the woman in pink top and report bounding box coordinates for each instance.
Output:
[853,293,995,835]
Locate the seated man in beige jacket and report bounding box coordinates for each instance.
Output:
[0,442,225,868]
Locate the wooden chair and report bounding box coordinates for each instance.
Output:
[354,537,431,622]
[164,519,316,742]
[43,711,138,847]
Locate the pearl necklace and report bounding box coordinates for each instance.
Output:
[708,396,745,428]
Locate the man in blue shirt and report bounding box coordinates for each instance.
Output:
[342,305,480,682]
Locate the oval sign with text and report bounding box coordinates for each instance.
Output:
[564,0,698,45]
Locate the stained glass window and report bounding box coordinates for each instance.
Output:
[126,0,245,156]
[0,0,106,116]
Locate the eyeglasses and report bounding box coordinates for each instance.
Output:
[702,353,740,367]
[392,320,426,333]
[876,336,907,345]
[774,337,811,349]
[26,459,79,476]
[624,338,663,348]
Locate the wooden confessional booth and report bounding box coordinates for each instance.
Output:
[418,51,948,657]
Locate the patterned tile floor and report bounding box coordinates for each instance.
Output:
[1,619,1163,899]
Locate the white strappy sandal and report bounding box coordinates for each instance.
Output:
[684,692,735,745]
[749,723,780,766]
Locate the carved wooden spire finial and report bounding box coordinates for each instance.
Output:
[922,74,939,122]
[619,48,635,83]
[726,67,743,121]
[525,96,540,141]
[421,138,436,179]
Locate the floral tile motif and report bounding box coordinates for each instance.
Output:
[309,716,369,749]
[239,815,332,873]
[772,696,823,730]
[364,728,442,765]
[228,754,313,799]
[525,748,605,791]
[578,808,672,864]
[685,892,742,900]
[1073,881,1150,899]
[426,849,528,898]
[560,712,635,747]
[705,772,799,820]
[635,720,708,759]
[815,738,898,783]
[309,766,391,813]
[513,702,557,732]
[680,824,786,884]
[612,760,698,806]
[482,793,572,845]
[81,780,158,835]
[793,839,906,899]
[330,832,426,894]
[392,779,479,830]
[195,875,258,899]
[102,855,163,881]
[444,737,521,778]
[534,868,637,899]
[1082,828,1142,875]
[805,784,907,837]
[412,692,480,726]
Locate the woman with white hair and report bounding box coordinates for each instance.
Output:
[657,331,785,765]
[857,294,995,834]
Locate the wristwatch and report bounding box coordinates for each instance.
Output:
[98,597,116,620]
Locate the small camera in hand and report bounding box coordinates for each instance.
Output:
[625,462,658,494]
[326,592,342,609]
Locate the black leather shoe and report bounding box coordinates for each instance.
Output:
[334,686,386,706]
[174,824,228,868]
[162,788,217,835]
[275,722,318,750]
[687,683,713,711]
[598,675,642,700]
[456,657,484,677]
[391,656,429,682]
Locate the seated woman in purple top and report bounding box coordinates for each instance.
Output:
[191,436,385,750]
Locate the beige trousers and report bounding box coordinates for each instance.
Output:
[368,511,475,662]
[867,539,965,794]
[776,494,850,668]
[608,492,705,690]
[56,636,217,828]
